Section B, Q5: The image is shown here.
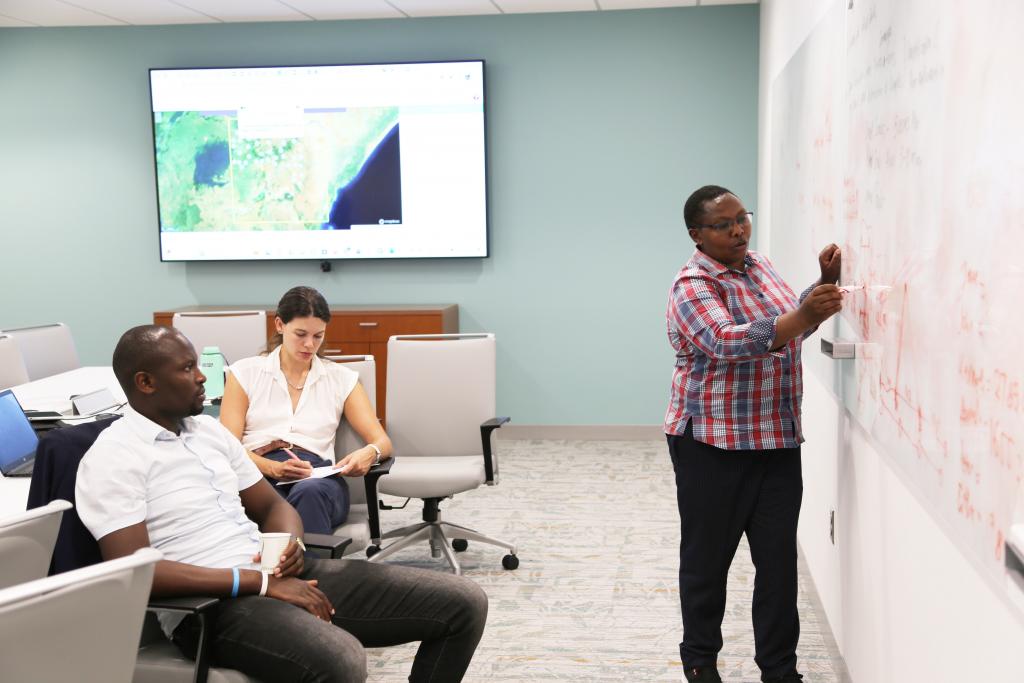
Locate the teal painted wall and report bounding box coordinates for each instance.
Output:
[0,7,758,424]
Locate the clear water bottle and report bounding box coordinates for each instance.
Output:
[199,346,226,400]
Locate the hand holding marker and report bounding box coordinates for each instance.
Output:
[839,285,892,295]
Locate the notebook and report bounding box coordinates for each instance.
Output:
[0,389,40,477]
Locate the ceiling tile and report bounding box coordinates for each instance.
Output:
[494,0,595,14]
[55,0,214,25]
[0,0,753,28]
[285,0,405,20]
[388,0,501,18]
[0,13,36,27]
[599,0,696,9]
[0,0,125,26]
[170,0,310,22]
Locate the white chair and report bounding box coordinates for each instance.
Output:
[171,311,267,365]
[0,547,161,683]
[0,500,73,589]
[326,354,391,556]
[0,334,30,390]
[0,323,80,381]
[370,333,516,574]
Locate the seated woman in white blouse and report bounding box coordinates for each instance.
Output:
[220,286,392,534]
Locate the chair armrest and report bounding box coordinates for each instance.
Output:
[147,595,220,613]
[146,596,220,683]
[362,457,394,545]
[303,533,353,559]
[480,417,511,484]
[366,457,395,477]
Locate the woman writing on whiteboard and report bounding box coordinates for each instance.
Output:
[220,286,392,534]
[665,186,842,683]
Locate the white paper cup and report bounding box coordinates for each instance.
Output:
[260,532,292,573]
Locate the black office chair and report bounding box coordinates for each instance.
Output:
[27,418,350,683]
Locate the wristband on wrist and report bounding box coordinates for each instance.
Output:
[259,571,269,597]
[230,567,240,598]
[367,443,383,466]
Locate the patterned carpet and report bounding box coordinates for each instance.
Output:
[361,439,840,682]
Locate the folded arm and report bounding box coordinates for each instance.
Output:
[97,489,331,620]
[95,479,304,595]
[673,275,779,362]
[98,522,264,598]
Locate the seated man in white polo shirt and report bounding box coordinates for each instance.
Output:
[76,325,487,682]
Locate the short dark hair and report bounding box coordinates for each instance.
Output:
[266,286,331,354]
[112,325,185,395]
[683,185,735,229]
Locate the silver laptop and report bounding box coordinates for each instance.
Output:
[0,389,40,477]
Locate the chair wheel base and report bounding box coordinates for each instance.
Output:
[502,554,519,570]
[452,539,468,552]
[365,545,381,558]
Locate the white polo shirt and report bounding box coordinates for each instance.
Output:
[76,407,264,567]
[228,347,359,460]
[76,407,265,637]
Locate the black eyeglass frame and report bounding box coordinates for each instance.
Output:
[693,211,754,232]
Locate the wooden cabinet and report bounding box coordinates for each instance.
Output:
[154,304,458,423]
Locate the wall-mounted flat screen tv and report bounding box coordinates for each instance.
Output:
[149,60,487,261]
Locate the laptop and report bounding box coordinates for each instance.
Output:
[0,389,40,477]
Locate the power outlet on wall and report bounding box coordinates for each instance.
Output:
[829,508,836,545]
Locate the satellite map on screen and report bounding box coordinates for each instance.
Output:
[154,107,402,232]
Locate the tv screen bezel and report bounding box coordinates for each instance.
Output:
[147,58,489,263]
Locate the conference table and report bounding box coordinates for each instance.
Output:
[0,367,125,520]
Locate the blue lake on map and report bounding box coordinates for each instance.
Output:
[193,141,230,187]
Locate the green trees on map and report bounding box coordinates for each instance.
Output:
[154,108,399,232]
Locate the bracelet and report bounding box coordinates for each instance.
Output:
[259,570,269,597]
[230,567,240,598]
[367,443,382,466]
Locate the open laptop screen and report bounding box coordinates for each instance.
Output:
[0,389,39,476]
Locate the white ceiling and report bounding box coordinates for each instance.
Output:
[0,0,756,28]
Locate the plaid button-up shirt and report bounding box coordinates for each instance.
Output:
[664,249,814,450]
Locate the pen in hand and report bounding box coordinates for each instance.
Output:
[280,448,312,480]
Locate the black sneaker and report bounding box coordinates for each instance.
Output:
[684,667,723,683]
[762,672,804,683]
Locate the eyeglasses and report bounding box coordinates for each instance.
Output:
[694,212,754,232]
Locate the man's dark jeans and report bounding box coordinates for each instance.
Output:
[173,558,488,682]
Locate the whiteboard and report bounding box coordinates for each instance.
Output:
[769,0,847,392]
[771,0,1024,606]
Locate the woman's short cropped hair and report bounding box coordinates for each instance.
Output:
[683,185,734,230]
